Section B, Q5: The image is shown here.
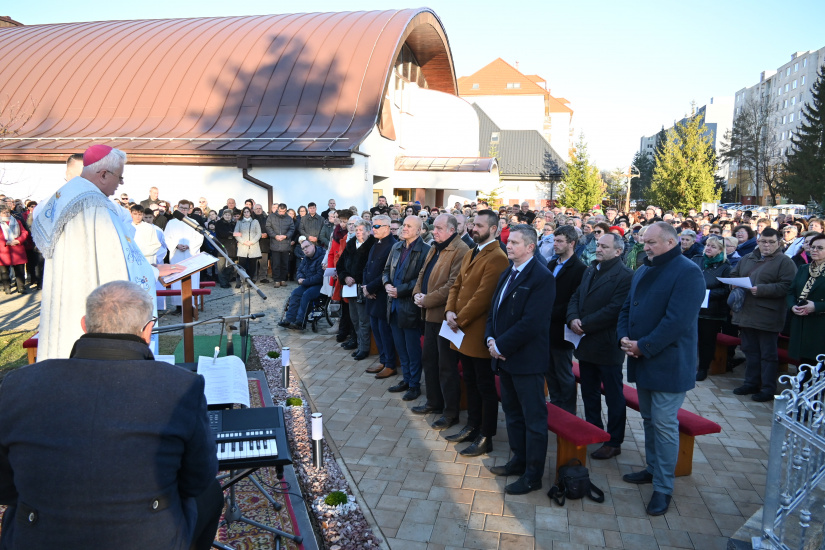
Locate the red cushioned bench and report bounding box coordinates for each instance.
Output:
[22,333,38,364]
[710,333,741,375]
[493,376,609,476]
[157,288,211,320]
[572,363,722,476]
[200,281,216,288]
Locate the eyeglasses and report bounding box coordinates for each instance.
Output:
[142,316,157,332]
[98,170,124,184]
[593,230,604,234]
[373,224,387,229]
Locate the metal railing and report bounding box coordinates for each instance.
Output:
[760,355,825,550]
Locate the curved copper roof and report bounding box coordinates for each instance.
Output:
[0,9,455,162]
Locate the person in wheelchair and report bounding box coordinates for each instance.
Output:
[279,240,327,330]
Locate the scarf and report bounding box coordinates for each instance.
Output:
[703,252,725,270]
[625,241,645,270]
[0,215,20,241]
[799,260,825,302]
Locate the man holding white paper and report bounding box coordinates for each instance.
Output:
[443,210,510,456]
[567,233,633,460]
[412,214,469,430]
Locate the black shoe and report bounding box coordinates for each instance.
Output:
[489,462,526,477]
[590,445,621,460]
[388,382,409,393]
[335,334,348,343]
[235,282,241,289]
[411,404,442,415]
[733,385,759,395]
[430,416,458,431]
[287,322,304,331]
[696,370,708,382]
[342,341,358,350]
[622,469,654,484]
[351,351,359,357]
[752,391,774,402]
[353,351,369,361]
[646,491,671,516]
[260,279,269,284]
[444,425,479,443]
[220,284,231,289]
[727,356,746,372]
[278,320,290,328]
[505,476,542,495]
[459,435,492,457]
[402,387,421,401]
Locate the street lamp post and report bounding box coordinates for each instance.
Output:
[625,166,640,212]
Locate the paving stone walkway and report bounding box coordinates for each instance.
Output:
[1,281,775,549]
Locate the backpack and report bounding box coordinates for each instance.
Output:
[547,459,605,506]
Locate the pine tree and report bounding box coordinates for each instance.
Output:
[785,66,825,206]
[648,113,720,211]
[558,133,603,212]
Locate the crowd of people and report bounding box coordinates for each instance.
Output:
[3,150,824,516]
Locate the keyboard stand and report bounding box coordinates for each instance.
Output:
[212,464,302,549]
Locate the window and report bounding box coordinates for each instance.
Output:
[793,79,797,89]
[505,82,521,89]
[472,83,479,89]
[804,58,808,68]
[787,67,791,76]
[792,96,796,106]
[490,132,500,143]
[790,112,795,122]
[781,131,786,140]
[785,84,789,92]
[802,75,806,85]
[783,115,787,124]
[794,62,799,72]
[783,99,788,108]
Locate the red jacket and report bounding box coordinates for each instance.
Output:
[0,223,29,266]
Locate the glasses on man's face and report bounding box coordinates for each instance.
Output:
[593,230,604,235]
[373,224,387,230]
[142,316,157,332]
[759,239,778,245]
[710,230,721,235]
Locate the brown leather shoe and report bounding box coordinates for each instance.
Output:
[365,364,384,374]
[590,445,621,460]
[375,367,397,379]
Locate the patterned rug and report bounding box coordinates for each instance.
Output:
[0,379,304,549]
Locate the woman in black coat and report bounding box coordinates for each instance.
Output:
[336,219,376,358]
[692,235,731,381]
[214,209,238,288]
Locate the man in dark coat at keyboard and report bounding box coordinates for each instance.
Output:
[0,281,222,550]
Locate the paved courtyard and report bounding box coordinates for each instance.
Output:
[1,282,775,549]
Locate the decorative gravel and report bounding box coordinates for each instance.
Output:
[254,336,383,549]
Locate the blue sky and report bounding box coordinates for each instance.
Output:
[9,0,825,170]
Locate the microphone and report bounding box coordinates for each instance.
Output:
[172,210,205,233]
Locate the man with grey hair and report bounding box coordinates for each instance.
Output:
[0,281,223,550]
[33,144,182,360]
[412,213,469,429]
[618,221,704,515]
[455,213,474,248]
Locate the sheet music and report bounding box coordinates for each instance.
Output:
[161,252,218,284]
[717,277,752,289]
[701,289,710,309]
[197,355,251,407]
[439,321,465,348]
[563,325,583,349]
[323,267,337,277]
[155,354,177,366]
[341,284,358,298]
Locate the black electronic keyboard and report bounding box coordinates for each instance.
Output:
[208,407,292,470]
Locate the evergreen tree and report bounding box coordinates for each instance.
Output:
[649,113,720,211]
[785,66,825,206]
[558,133,604,212]
[631,151,654,201]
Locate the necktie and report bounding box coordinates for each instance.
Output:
[471,245,479,261]
[497,268,519,309]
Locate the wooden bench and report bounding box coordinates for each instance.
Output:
[777,334,800,372]
[493,375,610,477]
[710,333,741,375]
[157,288,211,320]
[22,333,38,364]
[572,363,721,477]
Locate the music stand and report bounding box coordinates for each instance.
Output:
[160,255,216,363]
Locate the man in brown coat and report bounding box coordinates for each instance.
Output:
[443,210,510,456]
[412,214,470,429]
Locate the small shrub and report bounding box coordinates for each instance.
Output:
[267,351,280,359]
[324,491,348,506]
[285,397,303,407]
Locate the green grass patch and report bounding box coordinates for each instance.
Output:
[0,330,37,380]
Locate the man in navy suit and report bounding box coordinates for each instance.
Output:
[485,225,555,495]
[0,281,223,550]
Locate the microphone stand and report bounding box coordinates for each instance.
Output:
[176,217,267,361]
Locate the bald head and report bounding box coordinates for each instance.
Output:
[400,215,422,243]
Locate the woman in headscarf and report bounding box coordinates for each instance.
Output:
[0,204,29,295]
[787,233,825,367]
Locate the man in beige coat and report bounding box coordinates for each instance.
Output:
[412,214,469,430]
[443,210,510,456]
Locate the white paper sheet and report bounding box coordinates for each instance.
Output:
[717,277,753,289]
[342,284,358,298]
[564,325,584,349]
[439,320,465,348]
[323,267,337,277]
[702,289,710,309]
[196,355,251,407]
[161,252,218,284]
[155,354,177,366]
